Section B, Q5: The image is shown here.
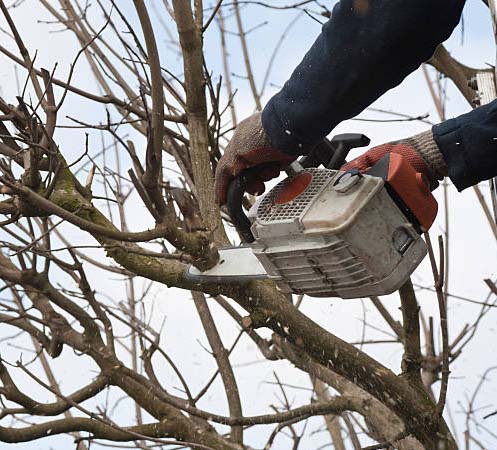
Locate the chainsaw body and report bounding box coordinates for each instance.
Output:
[187,134,438,299]
[248,164,428,298]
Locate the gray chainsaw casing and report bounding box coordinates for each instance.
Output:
[247,168,427,299]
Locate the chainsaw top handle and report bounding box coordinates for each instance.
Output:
[226,133,370,244]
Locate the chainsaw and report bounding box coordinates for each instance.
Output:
[187,134,438,299]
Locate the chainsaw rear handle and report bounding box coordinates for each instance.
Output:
[226,134,370,243]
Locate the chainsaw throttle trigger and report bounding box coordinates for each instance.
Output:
[226,171,256,243]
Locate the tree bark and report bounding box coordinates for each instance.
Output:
[171,0,227,245]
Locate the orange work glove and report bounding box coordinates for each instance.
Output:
[341,130,447,190]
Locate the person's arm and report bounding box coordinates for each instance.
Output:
[215,0,469,204]
[262,0,466,155]
[433,100,497,190]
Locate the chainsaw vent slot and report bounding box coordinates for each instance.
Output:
[257,169,333,222]
[268,241,374,296]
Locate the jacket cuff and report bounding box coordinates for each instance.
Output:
[432,117,473,191]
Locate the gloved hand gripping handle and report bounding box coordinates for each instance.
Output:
[226,134,370,243]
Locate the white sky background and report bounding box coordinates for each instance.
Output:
[0,0,496,449]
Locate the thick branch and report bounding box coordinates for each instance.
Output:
[113,368,357,427]
[399,280,423,386]
[4,177,217,268]
[0,363,107,417]
[0,418,178,443]
[0,313,50,348]
[171,0,227,245]
[133,0,167,218]
[274,335,424,450]
[427,45,487,104]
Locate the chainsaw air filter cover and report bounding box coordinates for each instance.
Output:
[247,168,427,299]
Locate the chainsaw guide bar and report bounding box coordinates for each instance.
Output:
[186,246,268,283]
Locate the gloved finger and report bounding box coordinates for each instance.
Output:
[215,155,251,205]
[246,179,266,196]
[341,145,391,172]
[390,145,430,174]
[215,149,294,204]
[341,153,375,172]
[256,162,283,182]
[241,146,296,166]
[342,143,431,176]
[214,167,232,206]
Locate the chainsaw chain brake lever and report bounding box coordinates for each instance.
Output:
[226,133,371,243]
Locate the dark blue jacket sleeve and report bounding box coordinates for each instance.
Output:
[433,100,497,191]
[262,0,466,155]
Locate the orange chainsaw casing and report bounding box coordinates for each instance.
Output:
[367,153,438,231]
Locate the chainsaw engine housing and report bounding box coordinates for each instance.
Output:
[247,168,427,299]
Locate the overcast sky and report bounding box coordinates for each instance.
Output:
[0,1,497,449]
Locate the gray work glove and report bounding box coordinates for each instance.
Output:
[214,113,296,205]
